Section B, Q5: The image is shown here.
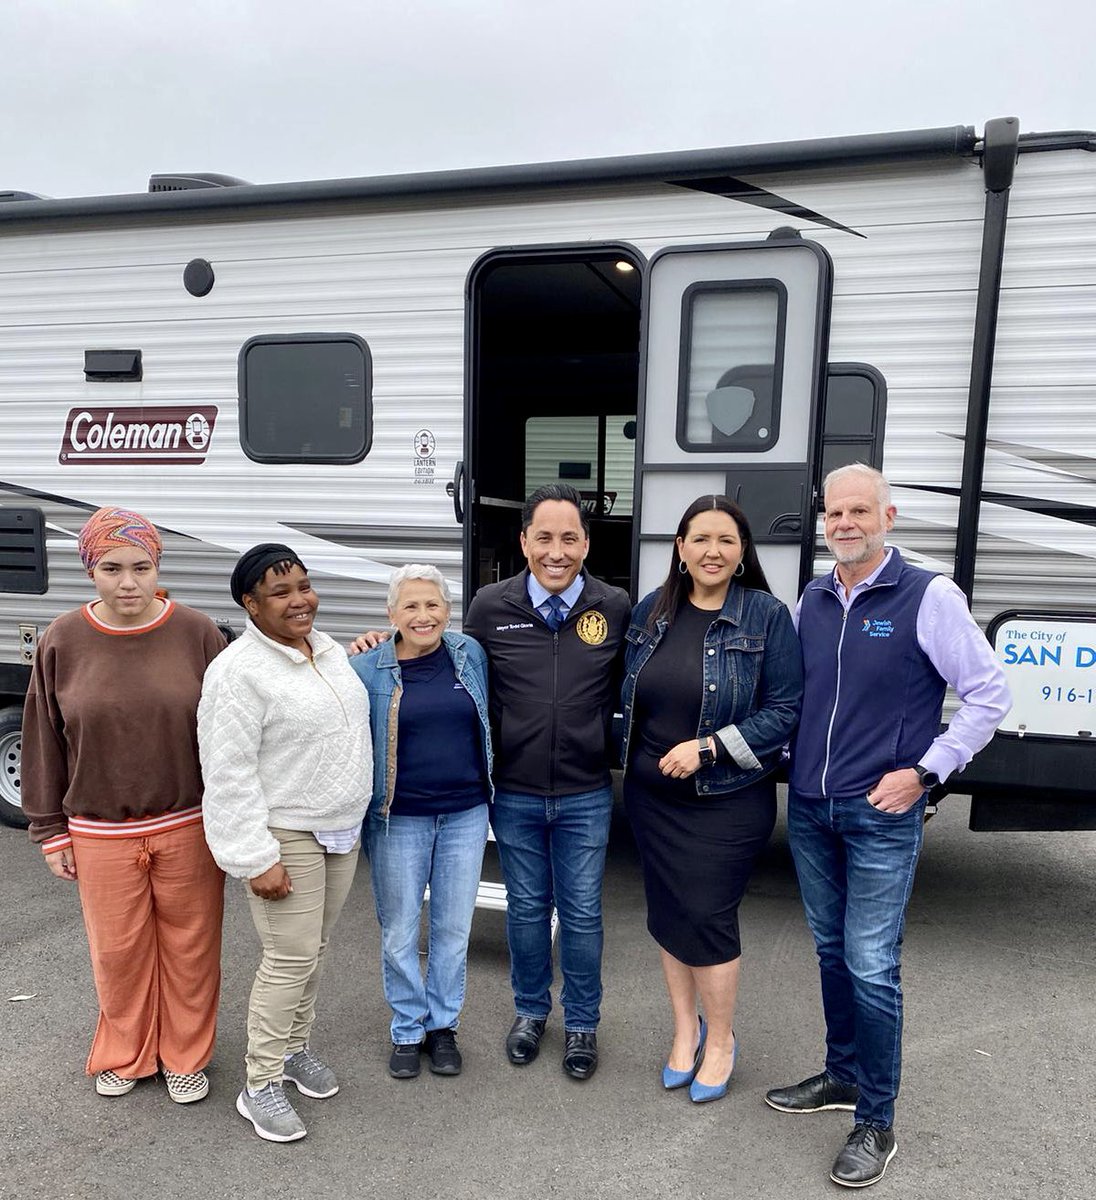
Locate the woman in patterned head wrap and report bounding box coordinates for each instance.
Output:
[21,506,228,1105]
[76,505,164,573]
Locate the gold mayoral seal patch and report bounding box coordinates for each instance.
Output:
[576,610,608,646]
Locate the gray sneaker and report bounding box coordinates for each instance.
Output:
[283,1046,339,1099]
[235,1083,307,1142]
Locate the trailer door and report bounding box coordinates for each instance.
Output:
[633,237,832,610]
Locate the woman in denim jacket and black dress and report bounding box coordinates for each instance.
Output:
[621,495,803,1104]
[351,565,492,1081]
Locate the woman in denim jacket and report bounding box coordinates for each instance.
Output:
[351,565,493,1081]
[621,495,803,1104]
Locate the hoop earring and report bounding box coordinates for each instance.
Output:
[734,561,745,577]
[677,560,689,576]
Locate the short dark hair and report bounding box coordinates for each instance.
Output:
[521,483,589,535]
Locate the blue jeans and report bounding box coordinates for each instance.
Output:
[787,788,926,1129]
[367,805,489,1045]
[490,787,613,1032]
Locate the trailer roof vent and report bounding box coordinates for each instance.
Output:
[148,173,250,193]
[0,190,50,203]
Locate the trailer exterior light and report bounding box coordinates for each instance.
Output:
[614,261,635,273]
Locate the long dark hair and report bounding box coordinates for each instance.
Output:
[647,495,772,629]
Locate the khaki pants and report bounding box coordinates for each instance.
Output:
[74,820,225,1079]
[244,827,359,1088]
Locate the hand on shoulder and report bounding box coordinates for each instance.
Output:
[349,630,390,656]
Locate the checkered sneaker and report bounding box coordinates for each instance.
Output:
[95,1069,137,1097]
[163,1069,210,1104]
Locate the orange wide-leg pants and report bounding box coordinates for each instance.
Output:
[72,820,225,1079]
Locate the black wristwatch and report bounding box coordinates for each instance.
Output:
[697,738,716,769]
[914,763,941,790]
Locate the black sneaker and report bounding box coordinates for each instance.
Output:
[424,1028,462,1076]
[765,1070,859,1113]
[388,1042,422,1079]
[830,1124,897,1188]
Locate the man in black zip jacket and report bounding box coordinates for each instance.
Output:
[464,484,630,1081]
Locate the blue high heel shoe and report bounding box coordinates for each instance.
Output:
[689,1032,738,1103]
[662,1018,707,1090]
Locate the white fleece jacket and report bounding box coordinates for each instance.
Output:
[198,621,372,879]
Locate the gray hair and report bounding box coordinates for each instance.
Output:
[386,563,452,612]
[822,463,892,510]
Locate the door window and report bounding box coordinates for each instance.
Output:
[678,281,786,452]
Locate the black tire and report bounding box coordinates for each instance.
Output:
[0,705,28,829]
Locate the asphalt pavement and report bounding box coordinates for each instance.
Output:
[2,794,1094,1200]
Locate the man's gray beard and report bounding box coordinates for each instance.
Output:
[826,533,885,565]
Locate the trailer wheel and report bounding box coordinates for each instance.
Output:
[0,706,28,829]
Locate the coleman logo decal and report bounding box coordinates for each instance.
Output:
[577,611,608,646]
[60,406,218,466]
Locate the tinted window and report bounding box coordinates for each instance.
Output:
[819,365,887,482]
[824,372,877,436]
[239,334,372,463]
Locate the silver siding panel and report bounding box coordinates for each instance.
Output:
[2,152,1094,665]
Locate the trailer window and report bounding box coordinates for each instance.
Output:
[238,334,372,464]
[677,280,786,453]
[819,364,887,479]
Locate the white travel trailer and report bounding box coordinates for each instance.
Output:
[1,117,1093,831]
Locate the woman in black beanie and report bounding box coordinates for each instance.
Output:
[199,544,373,1143]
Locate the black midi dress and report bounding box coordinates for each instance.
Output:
[623,601,776,966]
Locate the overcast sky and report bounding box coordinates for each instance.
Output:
[6,0,1093,199]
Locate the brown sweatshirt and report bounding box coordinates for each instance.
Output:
[22,600,226,846]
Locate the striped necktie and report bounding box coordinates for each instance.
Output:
[544,594,566,632]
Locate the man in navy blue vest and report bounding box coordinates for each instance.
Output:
[766,464,1010,1189]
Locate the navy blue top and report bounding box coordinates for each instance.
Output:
[789,549,944,799]
[393,644,489,816]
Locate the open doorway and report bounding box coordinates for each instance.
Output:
[465,246,643,600]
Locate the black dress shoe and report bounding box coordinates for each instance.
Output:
[562,1031,598,1080]
[506,1017,546,1065]
[765,1070,859,1113]
[830,1124,897,1188]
